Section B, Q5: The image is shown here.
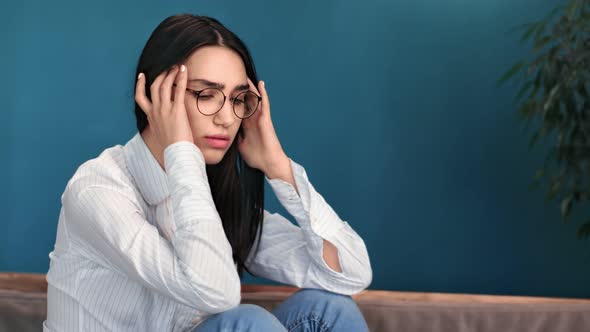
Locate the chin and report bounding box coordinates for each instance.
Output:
[203,151,226,165]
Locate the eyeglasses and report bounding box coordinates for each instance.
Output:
[174,84,261,119]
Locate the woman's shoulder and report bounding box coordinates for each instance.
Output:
[62,143,137,203]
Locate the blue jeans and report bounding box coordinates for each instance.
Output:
[192,288,369,331]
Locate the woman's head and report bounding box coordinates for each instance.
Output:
[133,14,265,279]
[134,14,258,165]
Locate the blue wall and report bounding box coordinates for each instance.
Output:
[2,0,589,298]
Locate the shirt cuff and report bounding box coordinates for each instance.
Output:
[163,141,207,178]
[163,141,213,230]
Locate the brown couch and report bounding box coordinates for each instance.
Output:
[1,272,589,331]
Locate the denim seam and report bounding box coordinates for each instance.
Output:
[286,312,330,332]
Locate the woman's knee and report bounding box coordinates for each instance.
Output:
[291,288,358,312]
[223,304,285,329]
[231,303,272,318]
[271,288,368,331]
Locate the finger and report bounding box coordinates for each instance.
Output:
[173,64,188,106]
[247,77,260,95]
[135,73,152,116]
[258,80,270,114]
[161,65,179,108]
[150,70,167,112]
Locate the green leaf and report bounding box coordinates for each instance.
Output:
[519,100,538,121]
[529,70,543,98]
[545,179,561,201]
[529,130,543,149]
[547,46,560,64]
[576,81,589,98]
[543,101,563,126]
[544,84,562,112]
[566,0,580,20]
[533,21,548,40]
[509,21,532,34]
[544,6,563,23]
[563,93,579,120]
[535,168,545,180]
[577,221,590,240]
[528,176,542,190]
[520,22,540,43]
[560,195,573,222]
[534,36,552,51]
[527,55,544,75]
[514,80,534,103]
[498,61,527,86]
[551,16,567,40]
[574,50,590,66]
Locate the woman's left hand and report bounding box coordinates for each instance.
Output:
[238,78,290,177]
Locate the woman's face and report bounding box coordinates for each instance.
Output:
[180,45,248,165]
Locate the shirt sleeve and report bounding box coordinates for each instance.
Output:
[244,158,372,295]
[62,141,241,314]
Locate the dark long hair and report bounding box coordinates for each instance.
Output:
[133,14,264,279]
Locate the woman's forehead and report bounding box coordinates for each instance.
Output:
[185,45,247,84]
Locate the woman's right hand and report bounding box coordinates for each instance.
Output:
[135,64,194,149]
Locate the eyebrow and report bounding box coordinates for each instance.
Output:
[188,78,249,93]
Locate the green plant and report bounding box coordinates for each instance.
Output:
[499,0,590,239]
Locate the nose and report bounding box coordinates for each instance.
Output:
[213,97,237,127]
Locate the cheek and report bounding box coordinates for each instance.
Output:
[185,112,203,142]
[184,99,194,118]
[185,103,203,128]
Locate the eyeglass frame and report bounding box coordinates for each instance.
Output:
[173,83,262,119]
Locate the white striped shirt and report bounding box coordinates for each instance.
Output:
[44,132,372,332]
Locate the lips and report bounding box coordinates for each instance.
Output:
[205,134,230,141]
[204,135,231,149]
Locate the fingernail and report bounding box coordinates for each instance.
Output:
[180,65,186,72]
[261,80,265,87]
[137,73,143,80]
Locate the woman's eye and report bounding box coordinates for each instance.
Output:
[200,95,214,99]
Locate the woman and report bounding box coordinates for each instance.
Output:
[45,14,372,331]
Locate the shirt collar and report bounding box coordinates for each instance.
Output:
[123,132,169,206]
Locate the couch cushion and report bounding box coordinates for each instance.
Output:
[240,286,590,332]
